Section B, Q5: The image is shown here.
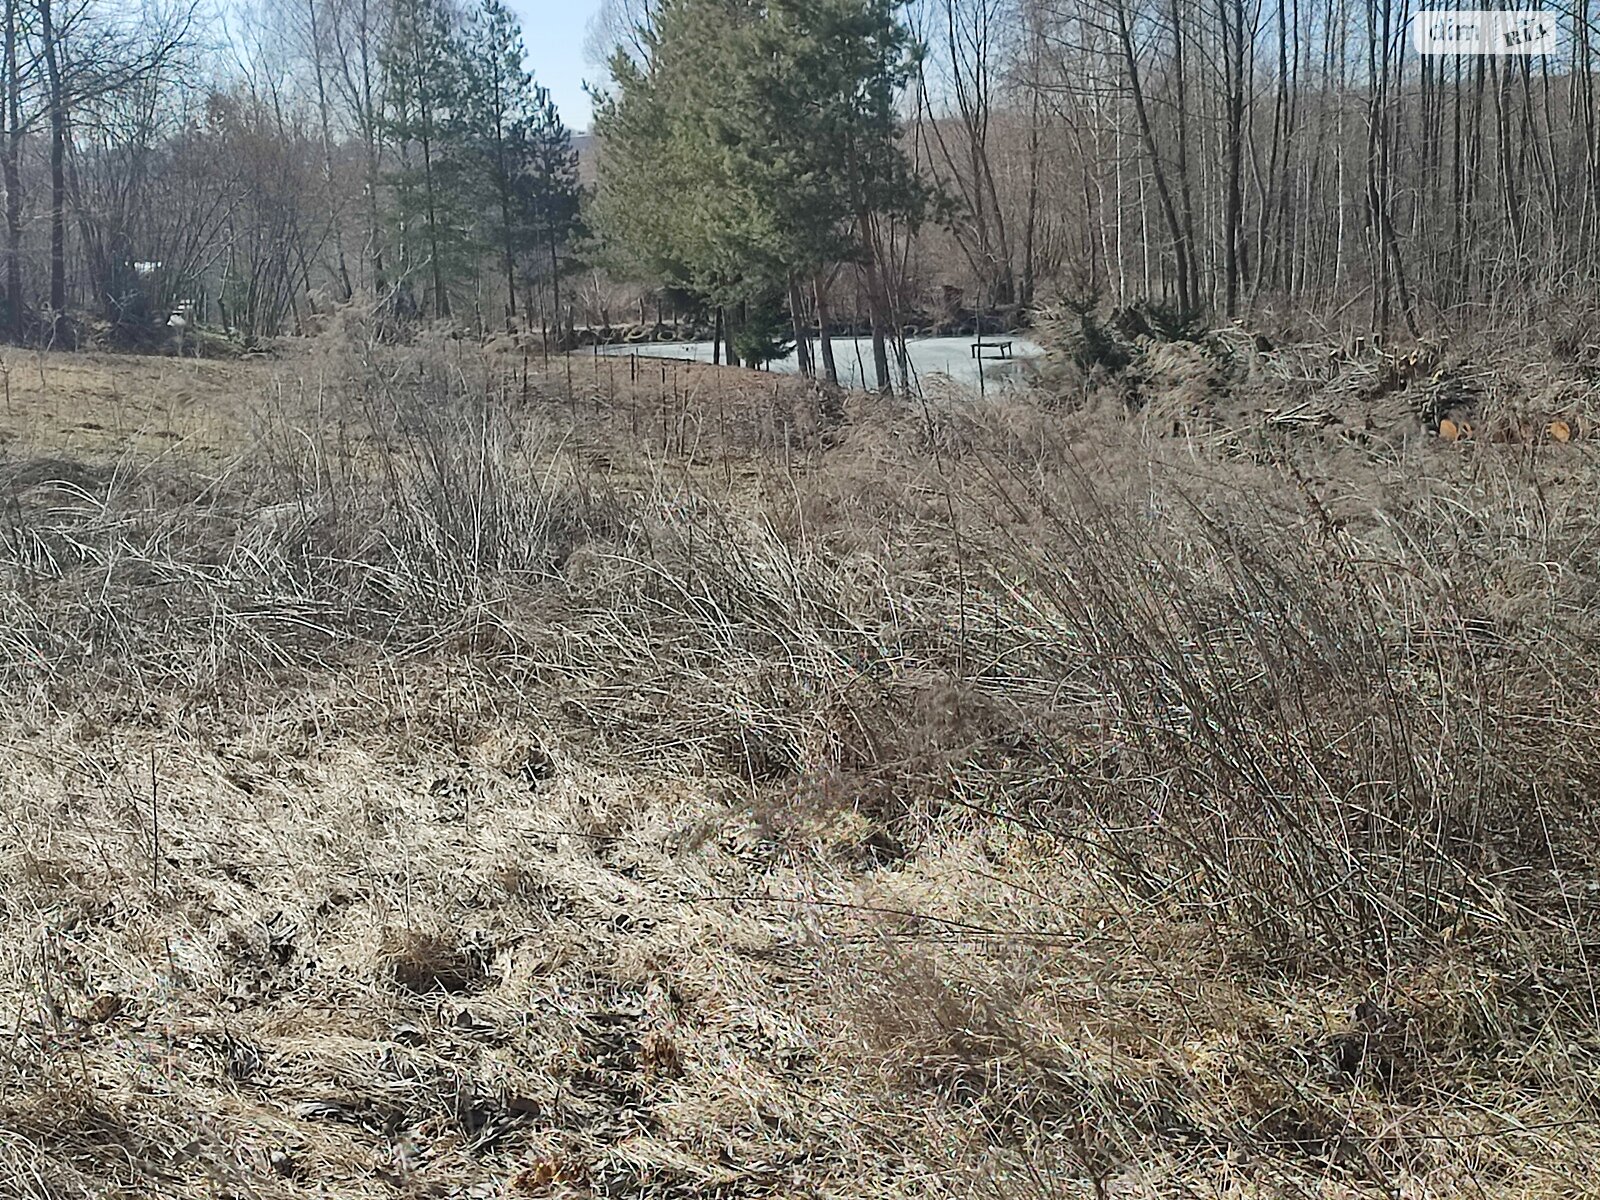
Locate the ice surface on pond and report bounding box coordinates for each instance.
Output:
[598,334,1044,393]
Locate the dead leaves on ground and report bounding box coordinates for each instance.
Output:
[1439,414,1584,444]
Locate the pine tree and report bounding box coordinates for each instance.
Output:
[509,85,582,329]
[458,0,580,326]
[767,0,927,392]
[592,0,758,312]
[382,0,475,318]
[592,0,927,391]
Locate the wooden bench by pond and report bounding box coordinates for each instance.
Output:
[971,340,1013,359]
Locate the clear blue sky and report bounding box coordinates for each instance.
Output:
[510,0,605,133]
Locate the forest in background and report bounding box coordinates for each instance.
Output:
[2,0,1599,364]
[0,0,582,346]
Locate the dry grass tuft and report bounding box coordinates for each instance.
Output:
[381,929,494,995]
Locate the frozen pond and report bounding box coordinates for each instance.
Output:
[598,334,1043,393]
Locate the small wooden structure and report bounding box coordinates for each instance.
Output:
[971,339,1013,359]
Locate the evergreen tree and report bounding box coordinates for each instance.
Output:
[511,84,582,328]
[592,0,927,392]
[771,0,927,392]
[459,0,581,325]
[732,298,795,368]
[381,0,475,318]
[592,0,757,314]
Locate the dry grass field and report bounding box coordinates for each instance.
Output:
[1,323,1598,1198]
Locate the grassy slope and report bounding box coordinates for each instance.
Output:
[0,331,1596,1198]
